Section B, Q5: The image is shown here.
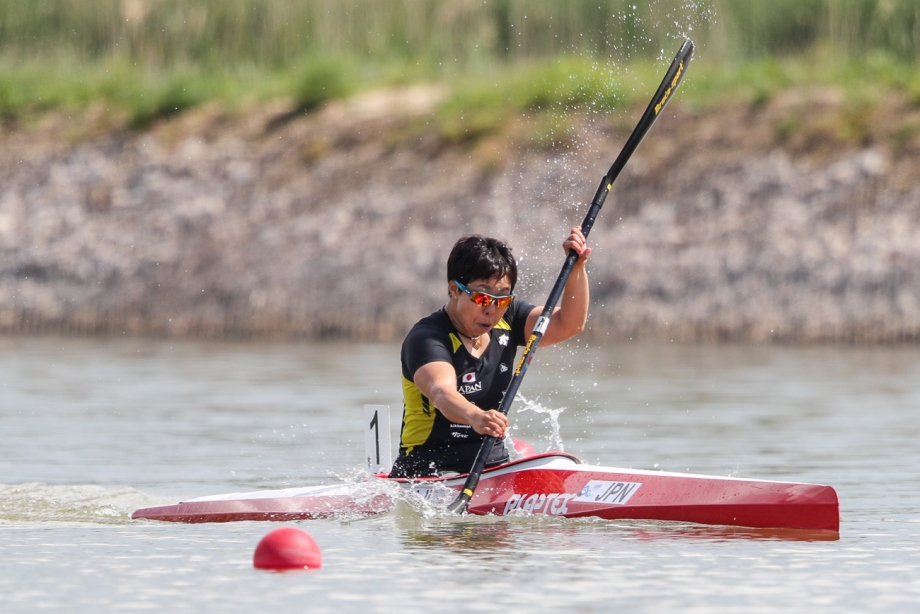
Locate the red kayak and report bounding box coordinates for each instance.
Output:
[132,452,839,533]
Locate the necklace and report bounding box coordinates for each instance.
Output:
[455,329,483,351]
[446,306,485,351]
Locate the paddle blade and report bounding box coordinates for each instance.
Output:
[446,490,472,514]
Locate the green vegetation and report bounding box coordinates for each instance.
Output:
[0,0,918,132]
[436,57,629,144]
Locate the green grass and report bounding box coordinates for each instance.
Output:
[435,58,628,143]
[2,47,916,151]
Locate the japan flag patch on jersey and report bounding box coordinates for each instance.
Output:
[462,373,476,383]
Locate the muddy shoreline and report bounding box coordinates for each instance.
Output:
[2,87,919,343]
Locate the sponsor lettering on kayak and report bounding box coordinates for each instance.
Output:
[503,480,642,515]
[573,480,642,505]
[503,492,576,516]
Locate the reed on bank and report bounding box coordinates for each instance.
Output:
[1,0,918,132]
[3,0,918,65]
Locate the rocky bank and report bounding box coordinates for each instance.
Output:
[2,85,920,343]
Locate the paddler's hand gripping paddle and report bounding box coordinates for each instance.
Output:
[447,38,694,514]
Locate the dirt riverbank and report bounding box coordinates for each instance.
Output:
[2,85,920,343]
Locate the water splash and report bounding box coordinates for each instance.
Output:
[515,394,566,451]
[331,467,464,520]
[0,483,162,525]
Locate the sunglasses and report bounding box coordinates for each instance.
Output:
[454,280,514,309]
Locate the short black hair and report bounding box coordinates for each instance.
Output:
[446,235,517,290]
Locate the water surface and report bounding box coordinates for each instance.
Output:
[1,337,918,612]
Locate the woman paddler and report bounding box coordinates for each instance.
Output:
[390,229,591,478]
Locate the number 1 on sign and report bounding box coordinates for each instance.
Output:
[364,405,391,474]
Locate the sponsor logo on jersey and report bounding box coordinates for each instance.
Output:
[458,381,483,395]
[500,363,508,373]
[498,333,509,346]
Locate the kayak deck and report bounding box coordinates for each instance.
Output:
[132,453,839,533]
[133,483,394,524]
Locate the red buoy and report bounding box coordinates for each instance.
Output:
[253,527,322,570]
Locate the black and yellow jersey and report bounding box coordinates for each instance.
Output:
[390,300,535,478]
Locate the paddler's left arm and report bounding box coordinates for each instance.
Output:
[530,226,591,346]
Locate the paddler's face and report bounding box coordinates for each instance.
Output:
[449,275,513,338]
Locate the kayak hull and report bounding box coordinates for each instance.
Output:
[132,453,839,533]
[455,457,838,532]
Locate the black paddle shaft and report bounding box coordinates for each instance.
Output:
[447,39,694,514]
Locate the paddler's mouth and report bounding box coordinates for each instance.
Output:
[474,321,495,334]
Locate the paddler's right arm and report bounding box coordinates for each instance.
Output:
[412,361,508,439]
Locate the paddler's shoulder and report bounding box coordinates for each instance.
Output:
[403,307,452,340]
